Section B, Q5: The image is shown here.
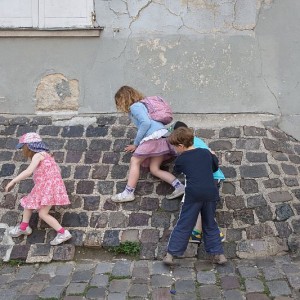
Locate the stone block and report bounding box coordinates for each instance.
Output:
[121,229,139,242]
[109,212,128,228]
[216,211,234,227]
[255,206,273,222]
[113,139,130,152]
[111,165,129,179]
[225,151,243,165]
[92,165,110,179]
[102,230,120,247]
[26,243,53,263]
[268,191,293,203]
[246,224,274,239]
[244,126,266,136]
[234,209,254,225]
[76,180,95,194]
[0,151,13,161]
[89,139,112,151]
[287,234,300,256]
[39,125,60,136]
[96,116,117,126]
[291,218,300,234]
[275,204,294,221]
[263,178,282,188]
[52,244,75,261]
[240,179,259,194]
[128,213,150,226]
[151,212,171,228]
[281,163,298,175]
[10,245,30,260]
[220,275,240,289]
[62,212,89,227]
[90,212,108,228]
[43,138,65,150]
[275,222,292,238]
[61,125,84,137]
[1,211,20,226]
[219,127,241,138]
[83,196,100,211]
[84,150,101,164]
[86,125,108,137]
[283,177,299,187]
[198,285,221,299]
[240,165,268,178]
[65,139,87,151]
[98,181,114,195]
[266,280,291,297]
[84,231,102,248]
[140,197,159,211]
[263,138,294,154]
[209,140,232,151]
[65,151,82,163]
[225,195,245,210]
[247,195,267,208]
[246,152,268,163]
[272,152,289,161]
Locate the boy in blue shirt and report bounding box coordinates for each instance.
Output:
[164,127,226,265]
[171,121,225,243]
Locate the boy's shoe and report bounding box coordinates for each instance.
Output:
[220,231,225,242]
[111,192,135,203]
[166,185,185,200]
[163,253,175,266]
[189,232,203,244]
[9,225,32,237]
[211,254,227,265]
[50,230,72,246]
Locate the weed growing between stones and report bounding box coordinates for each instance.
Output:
[107,241,141,256]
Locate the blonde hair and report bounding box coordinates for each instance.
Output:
[168,127,194,148]
[115,86,144,113]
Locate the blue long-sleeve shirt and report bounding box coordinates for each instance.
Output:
[130,102,165,146]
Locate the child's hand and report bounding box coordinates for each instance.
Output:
[124,145,137,153]
[5,181,16,192]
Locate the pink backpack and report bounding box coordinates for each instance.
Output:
[140,96,173,125]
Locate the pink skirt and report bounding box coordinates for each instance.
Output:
[133,137,176,168]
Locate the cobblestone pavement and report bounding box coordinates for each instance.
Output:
[0,255,299,300]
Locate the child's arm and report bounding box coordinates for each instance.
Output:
[5,153,43,192]
[130,103,151,146]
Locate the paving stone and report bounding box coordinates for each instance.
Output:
[216,261,236,275]
[112,260,132,277]
[15,265,36,280]
[246,152,267,162]
[245,278,265,293]
[198,285,221,299]
[220,275,240,289]
[240,165,268,178]
[151,288,172,300]
[173,267,195,280]
[151,274,173,287]
[286,273,300,289]
[90,274,109,287]
[174,280,196,293]
[86,287,105,300]
[66,282,87,295]
[247,195,267,208]
[128,284,149,297]
[71,269,93,282]
[268,191,293,203]
[107,293,126,300]
[151,261,172,275]
[262,267,284,280]
[223,289,244,300]
[52,244,75,261]
[240,179,259,194]
[266,280,291,297]
[95,262,114,274]
[276,204,294,221]
[108,279,130,292]
[246,293,270,300]
[39,285,65,299]
[197,271,216,285]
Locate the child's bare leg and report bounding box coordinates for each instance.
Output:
[127,156,146,188]
[194,213,202,232]
[149,155,176,184]
[22,208,33,223]
[111,156,145,202]
[38,205,62,231]
[149,156,185,199]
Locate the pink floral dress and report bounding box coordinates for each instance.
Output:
[20,153,70,209]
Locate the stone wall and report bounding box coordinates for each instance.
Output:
[0,114,300,262]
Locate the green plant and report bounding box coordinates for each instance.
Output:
[108,274,132,282]
[8,259,25,267]
[108,241,141,256]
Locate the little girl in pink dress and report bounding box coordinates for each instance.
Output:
[5,132,72,245]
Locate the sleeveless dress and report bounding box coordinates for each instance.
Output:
[20,153,70,209]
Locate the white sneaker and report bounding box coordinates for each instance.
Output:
[50,230,72,246]
[166,185,185,200]
[9,225,32,237]
[111,192,135,203]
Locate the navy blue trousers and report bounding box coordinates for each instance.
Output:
[167,195,224,256]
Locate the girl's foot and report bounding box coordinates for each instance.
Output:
[9,225,32,237]
[211,254,227,265]
[50,230,72,246]
[111,192,135,203]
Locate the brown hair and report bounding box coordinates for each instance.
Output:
[22,144,35,159]
[115,86,144,113]
[168,127,194,148]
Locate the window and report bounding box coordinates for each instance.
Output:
[0,0,95,29]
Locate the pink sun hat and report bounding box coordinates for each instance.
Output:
[16,132,42,149]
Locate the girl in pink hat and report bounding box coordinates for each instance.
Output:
[5,132,72,245]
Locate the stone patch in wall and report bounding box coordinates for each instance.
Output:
[35,74,79,113]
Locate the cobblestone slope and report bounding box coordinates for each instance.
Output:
[0,115,299,263]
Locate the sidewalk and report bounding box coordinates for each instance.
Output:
[0,254,299,300]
